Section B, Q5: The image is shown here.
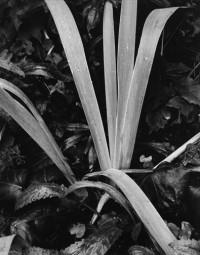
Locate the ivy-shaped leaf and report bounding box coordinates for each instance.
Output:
[15,183,65,210]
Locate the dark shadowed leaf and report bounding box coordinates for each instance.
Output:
[0,168,27,208]
[173,77,200,106]
[28,166,66,185]
[146,106,171,133]
[166,96,194,118]
[11,205,65,244]
[151,164,189,207]
[15,183,65,210]
[165,62,191,76]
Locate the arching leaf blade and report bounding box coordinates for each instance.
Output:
[0,78,73,181]
[96,168,176,254]
[45,0,111,170]
[0,87,75,183]
[65,180,134,222]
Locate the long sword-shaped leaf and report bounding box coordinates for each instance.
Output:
[114,7,179,168]
[103,1,117,164]
[45,0,111,170]
[154,132,200,169]
[92,169,176,255]
[114,0,137,166]
[0,79,74,182]
[0,84,75,183]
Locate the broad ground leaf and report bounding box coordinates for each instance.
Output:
[151,164,189,208]
[15,183,65,210]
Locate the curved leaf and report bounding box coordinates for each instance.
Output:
[0,78,75,184]
[87,169,176,255]
[65,180,134,222]
[15,183,65,210]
